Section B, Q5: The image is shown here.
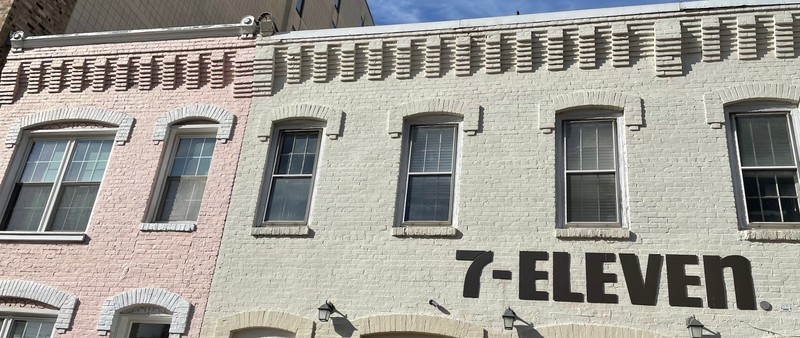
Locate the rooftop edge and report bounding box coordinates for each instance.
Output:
[272,0,800,40]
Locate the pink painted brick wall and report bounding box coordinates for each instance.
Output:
[0,36,254,337]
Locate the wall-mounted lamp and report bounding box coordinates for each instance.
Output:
[318,301,346,322]
[429,299,441,308]
[502,307,517,330]
[686,315,704,338]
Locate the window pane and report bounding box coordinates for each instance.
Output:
[170,138,215,176]
[266,177,312,221]
[49,184,100,232]
[4,184,53,231]
[743,170,799,222]
[128,323,170,338]
[567,173,617,222]
[409,126,455,173]
[405,174,451,221]
[275,132,319,175]
[64,140,113,182]
[9,319,54,338]
[159,177,207,222]
[737,115,795,167]
[565,121,615,171]
[20,141,68,183]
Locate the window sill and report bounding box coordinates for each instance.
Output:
[251,225,310,237]
[139,223,196,232]
[556,227,630,240]
[739,229,800,242]
[0,232,87,243]
[392,225,457,237]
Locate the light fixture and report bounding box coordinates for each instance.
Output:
[429,299,441,308]
[502,307,517,330]
[686,315,704,338]
[318,301,335,322]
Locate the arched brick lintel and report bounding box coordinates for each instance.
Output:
[351,314,484,338]
[96,288,191,337]
[256,104,344,141]
[213,310,315,338]
[387,98,482,138]
[152,104,236,144]
[704,83,800,129]
[0,280,78,334]
[5,107,134,147]
[538,91,643,134]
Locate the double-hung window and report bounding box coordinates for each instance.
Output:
[402,125,457,223]
[264,129,321,223]
[732,113,800,224]
[1,138,112,233]
[155,136,215,223]
[0,316,55,338]
[560,119,621,226]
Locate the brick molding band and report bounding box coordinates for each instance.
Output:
[5,107,134,147]
[152,104,236,144]
[538,91,644,134]
[535,324,671,338]
[256,104,344,141]
[212,310,314,338]
[0,280,78,334]
[387,98,481,138]
[703,83,800,129]
[97,288,191,337]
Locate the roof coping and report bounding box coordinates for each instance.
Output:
[10,16,257,52]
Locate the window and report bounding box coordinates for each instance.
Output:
[558,117,623,226]
[264,130,321,223]
[296,0,304,15]
[1,138,112,233]
[335,0,341,10]
[402,125,457,223]
[731,112,800,224]
[113,313,171,338]
[154,135,215,223]
[0,316,55,338]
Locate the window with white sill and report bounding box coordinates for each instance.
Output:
[556,113,627,229]
[397,117,460,226]
[728,106,800,226]
[150,125,217,224]
[1,137,113,234]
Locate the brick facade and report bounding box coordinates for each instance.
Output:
[0,35,254,337]
[203,2,800,338]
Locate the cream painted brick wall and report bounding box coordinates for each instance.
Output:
[204,5,800,338]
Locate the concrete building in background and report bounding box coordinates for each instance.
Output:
[0,0,373,62]
[65,0,374,33]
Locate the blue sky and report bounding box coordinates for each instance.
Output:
[368,0,701,25]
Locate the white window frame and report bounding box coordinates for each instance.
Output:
[259,120,325,226]
[0,312,57,338]
[396,115,462,227]
[0,127,116,242]
[555,111,628,229]
[146,124,218,225]
[112,313,171,338]
[726,102,800,229]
